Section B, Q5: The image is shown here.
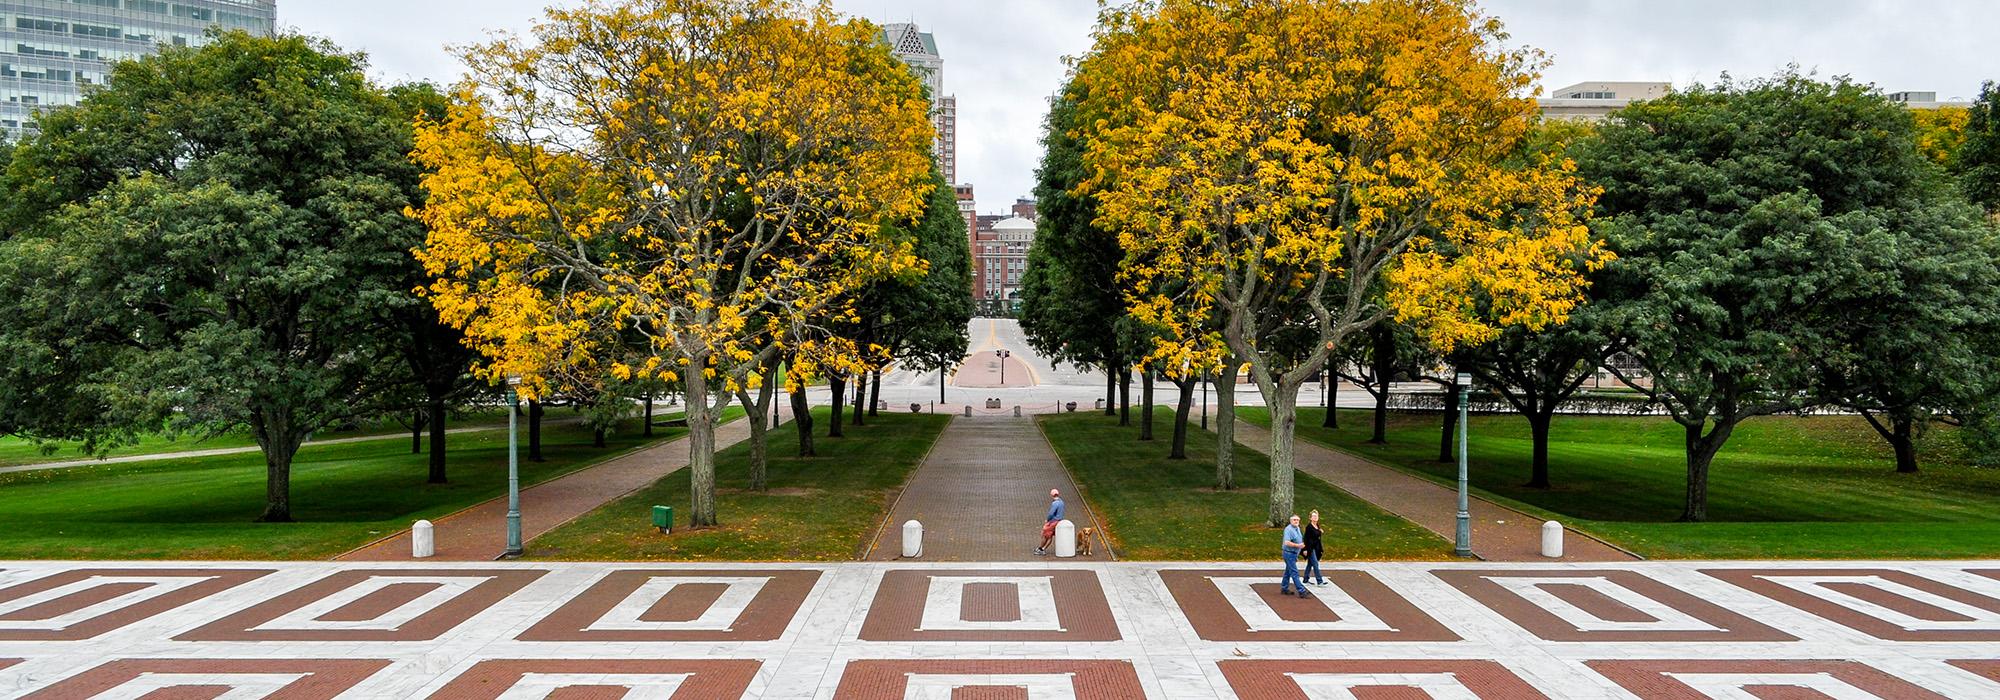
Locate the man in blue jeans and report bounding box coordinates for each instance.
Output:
[1281,514,1309,598]
[1034,489,1065,556]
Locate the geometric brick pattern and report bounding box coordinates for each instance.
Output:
[0,568,271,641]
[1,561,1994,698]
[1706,567,2000,641]
[830,660,1146,698]
[423,659,763,699]
[1161,568,1459,642]
[18,658,391,700]
[1587,659,1953,699]
[517,569,819,642]
[1437,569,1797,642]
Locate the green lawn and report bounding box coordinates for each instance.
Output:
[0,408,525,468]
[0,414,706,560]
[528,409,950,561]
[1038,412,1450,561]
[1239,406,2000,559]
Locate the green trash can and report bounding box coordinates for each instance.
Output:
[652,505,673,534]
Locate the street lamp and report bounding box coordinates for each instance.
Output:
[996,349,1011,384]
[505,374,524,558]
[1453,371,1473,558]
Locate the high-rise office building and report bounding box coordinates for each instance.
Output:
[1,0,276,138]
[881,21,956,186]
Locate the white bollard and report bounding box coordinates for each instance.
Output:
[1054,520,1077,558]
[1013,405,1022,417]
[1541,521,1564,559]
[902,520,924,558]
[963,405,973,417]
[411,520,435,559]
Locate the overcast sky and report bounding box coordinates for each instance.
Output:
[284,0,1997,214]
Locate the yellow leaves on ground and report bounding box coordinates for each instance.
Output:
[1075,0,1606,368]
[410,0,934,399]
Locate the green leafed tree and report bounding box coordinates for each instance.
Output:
[1966,81,2000,214]
[0,32,431,522]
[1581,72,1981,520]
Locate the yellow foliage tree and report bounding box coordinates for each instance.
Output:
[1911,107,1970,170]
[1073,0,1607,526]
[409,0,935,527]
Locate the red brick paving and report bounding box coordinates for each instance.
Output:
[1232,421,1637,562]
[516,569,819,642]
[21,659,391,700]
[1159,568,1459,642]
[176,569,543,642]
[830,660,1146,699]
[858,569,1119,642]
[1219,660,1550,699]
[868,417,1111,561]
[1438,569,1796,642]
[0,569,271,641]
[423,659,762,699]
[1707,567,2000,641]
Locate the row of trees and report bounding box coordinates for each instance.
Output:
[1025,0,2000,525]
[0,0,974,527]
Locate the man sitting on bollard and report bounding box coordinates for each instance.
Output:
[1034,488,1065,556]
[1280,514,1310,598]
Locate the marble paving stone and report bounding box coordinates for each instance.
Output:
[0,560,1994,699]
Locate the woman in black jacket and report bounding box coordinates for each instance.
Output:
[1303,510,1327,586]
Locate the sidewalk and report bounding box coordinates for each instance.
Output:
[1232,421,1637,562]
[866,416,1112,561]
[340,414,775,562]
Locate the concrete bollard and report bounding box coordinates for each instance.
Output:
[1541,521,1564,558]
[902,520,924,558]
[963,405,972,417]
[412,520,435,559]
[1054,520,1077,558]
[1013,405,1022,417]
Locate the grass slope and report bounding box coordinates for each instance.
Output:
[0,413,703,560]
[1038,411,1449,561]
[1240,407,2000,559]
[528,409,950,561]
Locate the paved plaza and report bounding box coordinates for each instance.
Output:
[2,560,2000,698]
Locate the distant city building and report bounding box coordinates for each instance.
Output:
[1540,81,1974,121]
[975,214,1036,303]
[881,22,957,186]
[1537,81,1672,121]
[1,0,276,138]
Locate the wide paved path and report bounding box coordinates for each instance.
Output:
[0,421,566,475]
[1233,421,1637,562]
[866,416,1112,561]
[341,415,771,562]
[2,559,1998,698]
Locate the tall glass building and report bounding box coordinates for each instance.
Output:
[1,0,275,138]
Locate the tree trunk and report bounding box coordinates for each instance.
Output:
[738,360,781,492]
[869,371,881,417]
[1891,414,1920,474]
[1215,363,1237,490]
[1438,385,1459,463]
[410,409,425,454]
[1322,375,1338,429]
[1266,381,1303,527]
[1104,370,1117,416]
[252,410,299,523]
[1140,369,1155,441]
[426,396,448,484]
[790,377,816,457]
[1369,325,1393,444]
[592,426,606,448]
[851,372,866,427]
[1171,377,1193,459]
[1680,420,1734,523]
[828,375,846,438]
[1525,411,1553,489]
[1119,367,1131,426]
[644,392,654,437]
[686,372,719,528]
[528,400,545,462]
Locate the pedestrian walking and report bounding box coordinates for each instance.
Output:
[1034,488,1065,556]
[1304,510,1327,586]
[1280,514,1309,597]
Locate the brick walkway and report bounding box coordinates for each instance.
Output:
[1232,421,1637,562]
[340,415,774,562]
[866,417,1112,561]
[4,559,1999,697]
